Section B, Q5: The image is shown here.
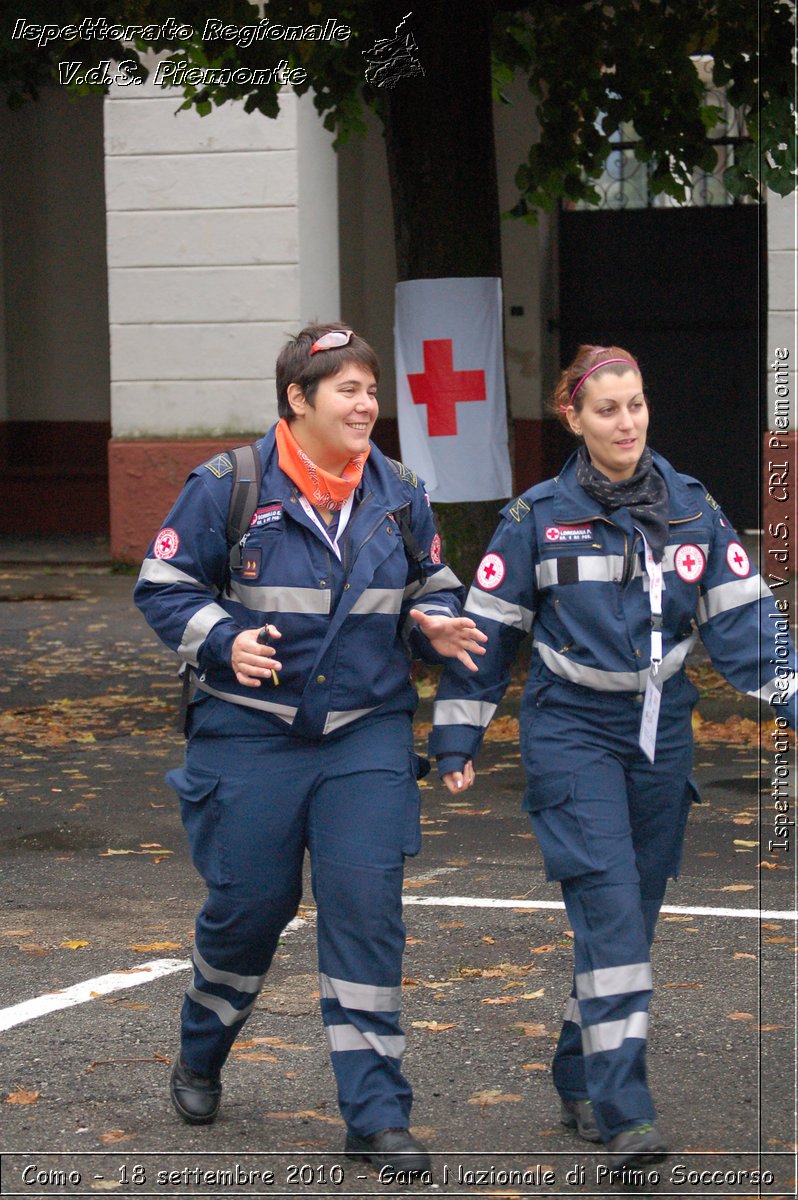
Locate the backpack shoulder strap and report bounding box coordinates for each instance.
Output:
[383,457,430,578]
[226,442,262,572]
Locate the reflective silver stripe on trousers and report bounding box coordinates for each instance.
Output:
[466,587,533,632]
[536,554,626,589]
[228,581,331,615]
[533,633,696,693]
[138,558,213,589]
[193,946,266,995]
[432,698,498,729]
[324,1023,406,1058]
[178,603,231,666]
[581,1011,649,1055]
[404,565,462,601]
[319,973,402,1012]
[563,996,581,1026]
[194,677,298,724]
[696,574,771,624]
[186,985,257,1027]
[575,962,652,1000]
[753,672,798,703]
[322,706,378,735]
[349,588,404,616]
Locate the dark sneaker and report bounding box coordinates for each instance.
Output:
[344,1127,432,1174]
[169,1056,222,1125]
[560,1096,601,1142]
[605,1122,668,1167]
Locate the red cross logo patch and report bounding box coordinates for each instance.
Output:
[476,552,505,591]
[674,543,706,583]
[430,533,442,564]
[154,527,179,560]
[727,541,750,577]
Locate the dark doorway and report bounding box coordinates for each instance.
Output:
[558,205,763,530]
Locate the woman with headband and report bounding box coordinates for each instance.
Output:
[430,343,796,1168]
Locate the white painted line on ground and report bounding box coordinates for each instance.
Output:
[0,959,190,1033]
[0,915,310,1034]
[1,899,794,1035]
[402,895,798,921]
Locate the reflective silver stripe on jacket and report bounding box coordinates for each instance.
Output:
[575,962,652,1000]
[696,574,771,624]
[536,554,626,589]
[563,996,581,1026]
[466,587,534,632]
[752,673,798,703]
[194,677,298,724]
[324,1023,405,1058]
[322,706,379,735]
[581,1011,649,1055]
[320,973,402,1012]
[138,558,213,589]
[186,985,257,1027]
[194,946,266,994]
[404,566,461,602]
[349,588,404,616]
[177,602,231,666]
[228,581,332,615]
[533,632,696,693]
[432,698,498,729]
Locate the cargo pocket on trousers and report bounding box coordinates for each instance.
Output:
[166,764,229,887]
[402,752,430,858]
[522,771,604,882]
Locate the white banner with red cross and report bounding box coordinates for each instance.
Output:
[394,277,512,502]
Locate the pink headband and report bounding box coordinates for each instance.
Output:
[567,357,637,405]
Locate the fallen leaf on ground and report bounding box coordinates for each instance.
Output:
[468,1088,522,1109]
[6,1090,39,1105]
[61,939,89,950]
[127,941,182,952]
[718,884,755,892]
[727,1012,754,1021]
[99,1130,132,1144]
[481,996,519,1005]
[515,1022,550,1037]
[521,1063,548,1071]
[734,952,757,960]
[264,1110,342,1125]
[664,982,704,989]
[411,1021,459,1032]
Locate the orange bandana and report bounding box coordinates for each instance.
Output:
[275,418,370,512]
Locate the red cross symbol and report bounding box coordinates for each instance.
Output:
[407,339,486,436]
[733,550,744,569]
[682,553,695,572]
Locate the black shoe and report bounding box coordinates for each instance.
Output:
[560,1096,601,1142]
[170,1056,222,1125]
[605,1123,668,1167]
[344,1128,432,1174]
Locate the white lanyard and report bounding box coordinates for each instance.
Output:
[299,491,354,561]
[638,533,664,763]
[641,534,664,675]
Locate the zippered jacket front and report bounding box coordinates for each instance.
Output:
[134,427,463,741]
[431,449,796,767]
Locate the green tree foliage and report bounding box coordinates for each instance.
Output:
[2,0,795,205]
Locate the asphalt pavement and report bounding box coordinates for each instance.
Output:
[0,546,795,1198]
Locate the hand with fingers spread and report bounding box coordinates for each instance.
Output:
[231,623,283,687]
[408,609,487,672]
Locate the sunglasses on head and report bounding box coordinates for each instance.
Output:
[309,329,354,355]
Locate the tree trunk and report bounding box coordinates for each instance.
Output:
[375,0,508,584]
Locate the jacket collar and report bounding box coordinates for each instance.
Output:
[551,449,702,524]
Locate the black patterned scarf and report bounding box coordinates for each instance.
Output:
[575,445,670,563]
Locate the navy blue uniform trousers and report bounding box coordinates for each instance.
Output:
[166,698,424,1137]
[521,670,698,1142]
